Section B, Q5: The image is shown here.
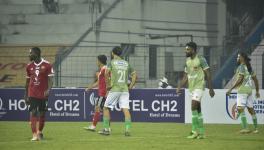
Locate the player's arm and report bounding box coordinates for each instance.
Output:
[44,76,53,97]
[129,71,137,89]
[85,80,98,91]
[24,66,30,105]
[24,78,30,105]
[176,72,188,95]
[86,71,99,91]
[251,75,260,98]
[44,65,54,97]
[204,68,215,97]
[226,74,244,95]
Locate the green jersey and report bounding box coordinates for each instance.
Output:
[236,64,254,94]
[107,58,134,92]
[185,55,209,92]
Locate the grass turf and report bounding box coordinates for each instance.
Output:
[0,122,263,150]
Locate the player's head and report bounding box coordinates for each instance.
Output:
[185,42,197,57]
[29,47,41,61]
[237,52,250,64]
[97,55,107,66]
[237,52,252,73]
[111,46,122,58]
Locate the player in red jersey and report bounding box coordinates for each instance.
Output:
[24,47,54,141]
[84,55,108,131]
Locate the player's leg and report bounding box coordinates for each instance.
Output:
[28,97,38,141]
[85,97,104,131]
[98,107,111,135]
[197,102,205,139]
[119,92,131,136]
[122,108,131,136]
[103,107,111,129]
[38,111,45,139]
[246,94,258,133]
[99,92,118,135]
[195,89,205,139]
[247,107,258,133]
[100,97,111,130]
[187,89,203,139]
[93,97,104,127]
[187,100,199,139]
[37,99,48,140]
[237,94,250,133]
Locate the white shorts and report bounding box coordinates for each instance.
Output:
[104,91,130,109]
[189,89,204,102]
[237,93,253,108]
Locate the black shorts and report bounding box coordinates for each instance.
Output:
[28,97,48,112]
[96,96,106,109]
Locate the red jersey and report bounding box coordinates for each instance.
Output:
[26,58,54,99]
[97,66,107,97]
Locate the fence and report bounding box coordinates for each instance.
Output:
[1,44,263,88]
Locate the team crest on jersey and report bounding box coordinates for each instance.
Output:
[41,66,45,70]
[30,68,33,70]
[226,93,238,120]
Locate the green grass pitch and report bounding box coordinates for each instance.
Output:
[0,122,263,150]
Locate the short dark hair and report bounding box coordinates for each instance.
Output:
[31,47,41,57]
[112,46,122,56]
[186,42,197,51]
[97,55,107,65]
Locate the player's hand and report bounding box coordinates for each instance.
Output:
[128,85,134,90]
[209,89,215,98]
[176,88,182,96]
[85,87,91,92]
[107,86,112,91]
[44,89,50,97]
[24,95,30,106]
[226,89,232,96]
[256,92,260,98]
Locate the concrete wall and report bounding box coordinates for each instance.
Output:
[0,0,227,88]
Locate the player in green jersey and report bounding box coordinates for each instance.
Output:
[227,52,260,134]
[99,46,137,136]
[177,42,215,139]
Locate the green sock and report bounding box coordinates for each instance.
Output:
[252,115,258,129]
[125,118,131,131]
[192,110,198,133]
[239,112,248,129]
[198,113,205,135]
[103,117,110,129]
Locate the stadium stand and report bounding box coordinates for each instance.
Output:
[0,45,58,87]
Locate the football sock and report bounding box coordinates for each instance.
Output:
[252,114,258,129]
[198,113,204,135]
[125,118,131,131]
[38,116,45,132]
[192,110,198,133]
[103,117,110,129]
[239,112,248,129]
[92,112,100,127]
[30,116,37,134]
